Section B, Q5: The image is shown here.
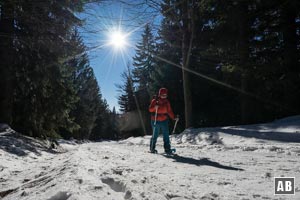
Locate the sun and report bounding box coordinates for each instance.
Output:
[109,30,127,49]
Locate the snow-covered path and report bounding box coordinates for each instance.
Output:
[1,140,300,200]
[1,116,300,200]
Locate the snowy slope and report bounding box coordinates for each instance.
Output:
[1,116,300,200]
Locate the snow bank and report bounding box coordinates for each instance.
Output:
[0,115,300,200]
[122,115,300,148]
[0,130,66,157]
[0,123,11,132]
[273,115,300,124]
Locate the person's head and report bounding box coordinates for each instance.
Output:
[158,88,168,99]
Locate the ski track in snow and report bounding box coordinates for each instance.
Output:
[1,116,300,200]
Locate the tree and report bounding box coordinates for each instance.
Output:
[117,70,136,113]
[132,24,156,92]
[280,0,300,113]
[156,0,197,128]
[153,0,300,127]
[0,0,103,138]
[151,16,184,130]
[180,0,195,128]
[72,56,101,139]
[0,0,15,124]
[90,100,119,140]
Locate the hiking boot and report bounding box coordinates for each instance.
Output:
[165,148,176,154]
[164,149,172,154]
[150,149,158,154]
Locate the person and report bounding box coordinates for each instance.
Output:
[149,88,177,154]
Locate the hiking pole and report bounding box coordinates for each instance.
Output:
[154,105,158,126]
[172,115,180,134]
[150,104,159,153]
[169,115,179,154]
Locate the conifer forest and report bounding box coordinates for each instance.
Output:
[1,0,299,139]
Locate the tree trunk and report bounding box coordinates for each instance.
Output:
[181,0,194,128]
[281,1,299,113]
[0,2,14,124]
[236,2,251,124]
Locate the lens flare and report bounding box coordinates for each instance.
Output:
[109,30,127,49]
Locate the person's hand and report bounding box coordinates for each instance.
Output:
[153,95,158,101]
[154,105,159,109]
[174,115,179,121]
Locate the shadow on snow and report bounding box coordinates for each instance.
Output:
[0,132,60,156]
[164,154,244,171]
[217,128,300,143]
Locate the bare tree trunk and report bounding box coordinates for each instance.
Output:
[181,0,194,128]
[236,2,250,124]
[0,1,14,124]
[281,2,299,113]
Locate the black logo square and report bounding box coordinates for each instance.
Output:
[274,177,295,195]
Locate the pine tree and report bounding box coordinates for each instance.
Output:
[131,24,158,135]
[90,100,119,140]
[157,0,197,128]
[117,70,136,113]
[132,24,156,90]
[0,1,90,137]
[151,16,184,129]
[72,56,101,139]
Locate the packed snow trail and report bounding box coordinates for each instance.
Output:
[1,116,300,199]
[1,140,300,200]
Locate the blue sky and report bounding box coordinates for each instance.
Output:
[78,1,161,112]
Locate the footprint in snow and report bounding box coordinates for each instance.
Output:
[101,177,132,199]
[11,170,21,175]
[101,177,126,192]
[200,192,219,200]
[112,167,133,175]
[47,191,71,200]
[242,146,258,151]
[165,193,181,199]
[217,181,231,185]
[0,178,7,182]
[0,189,17,198]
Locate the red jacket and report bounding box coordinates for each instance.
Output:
[149,98,175,121]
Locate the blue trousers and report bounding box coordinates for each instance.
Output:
[150,120,171,152]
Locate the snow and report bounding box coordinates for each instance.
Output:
[1,116,300,200]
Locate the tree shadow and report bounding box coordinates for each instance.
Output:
[0,132,61,156]
[164,154,243,171]
[218,128,300,143]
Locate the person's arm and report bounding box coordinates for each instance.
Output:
[149,99,157,113]
[167,100,175,120]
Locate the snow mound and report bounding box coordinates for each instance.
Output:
[0,123,11,132]
[273,115,300,124]
[119,136,150,146]
[174,128,223,145]
[47,191,71,200]
[0,131,65,157]
[121,115,300,149]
